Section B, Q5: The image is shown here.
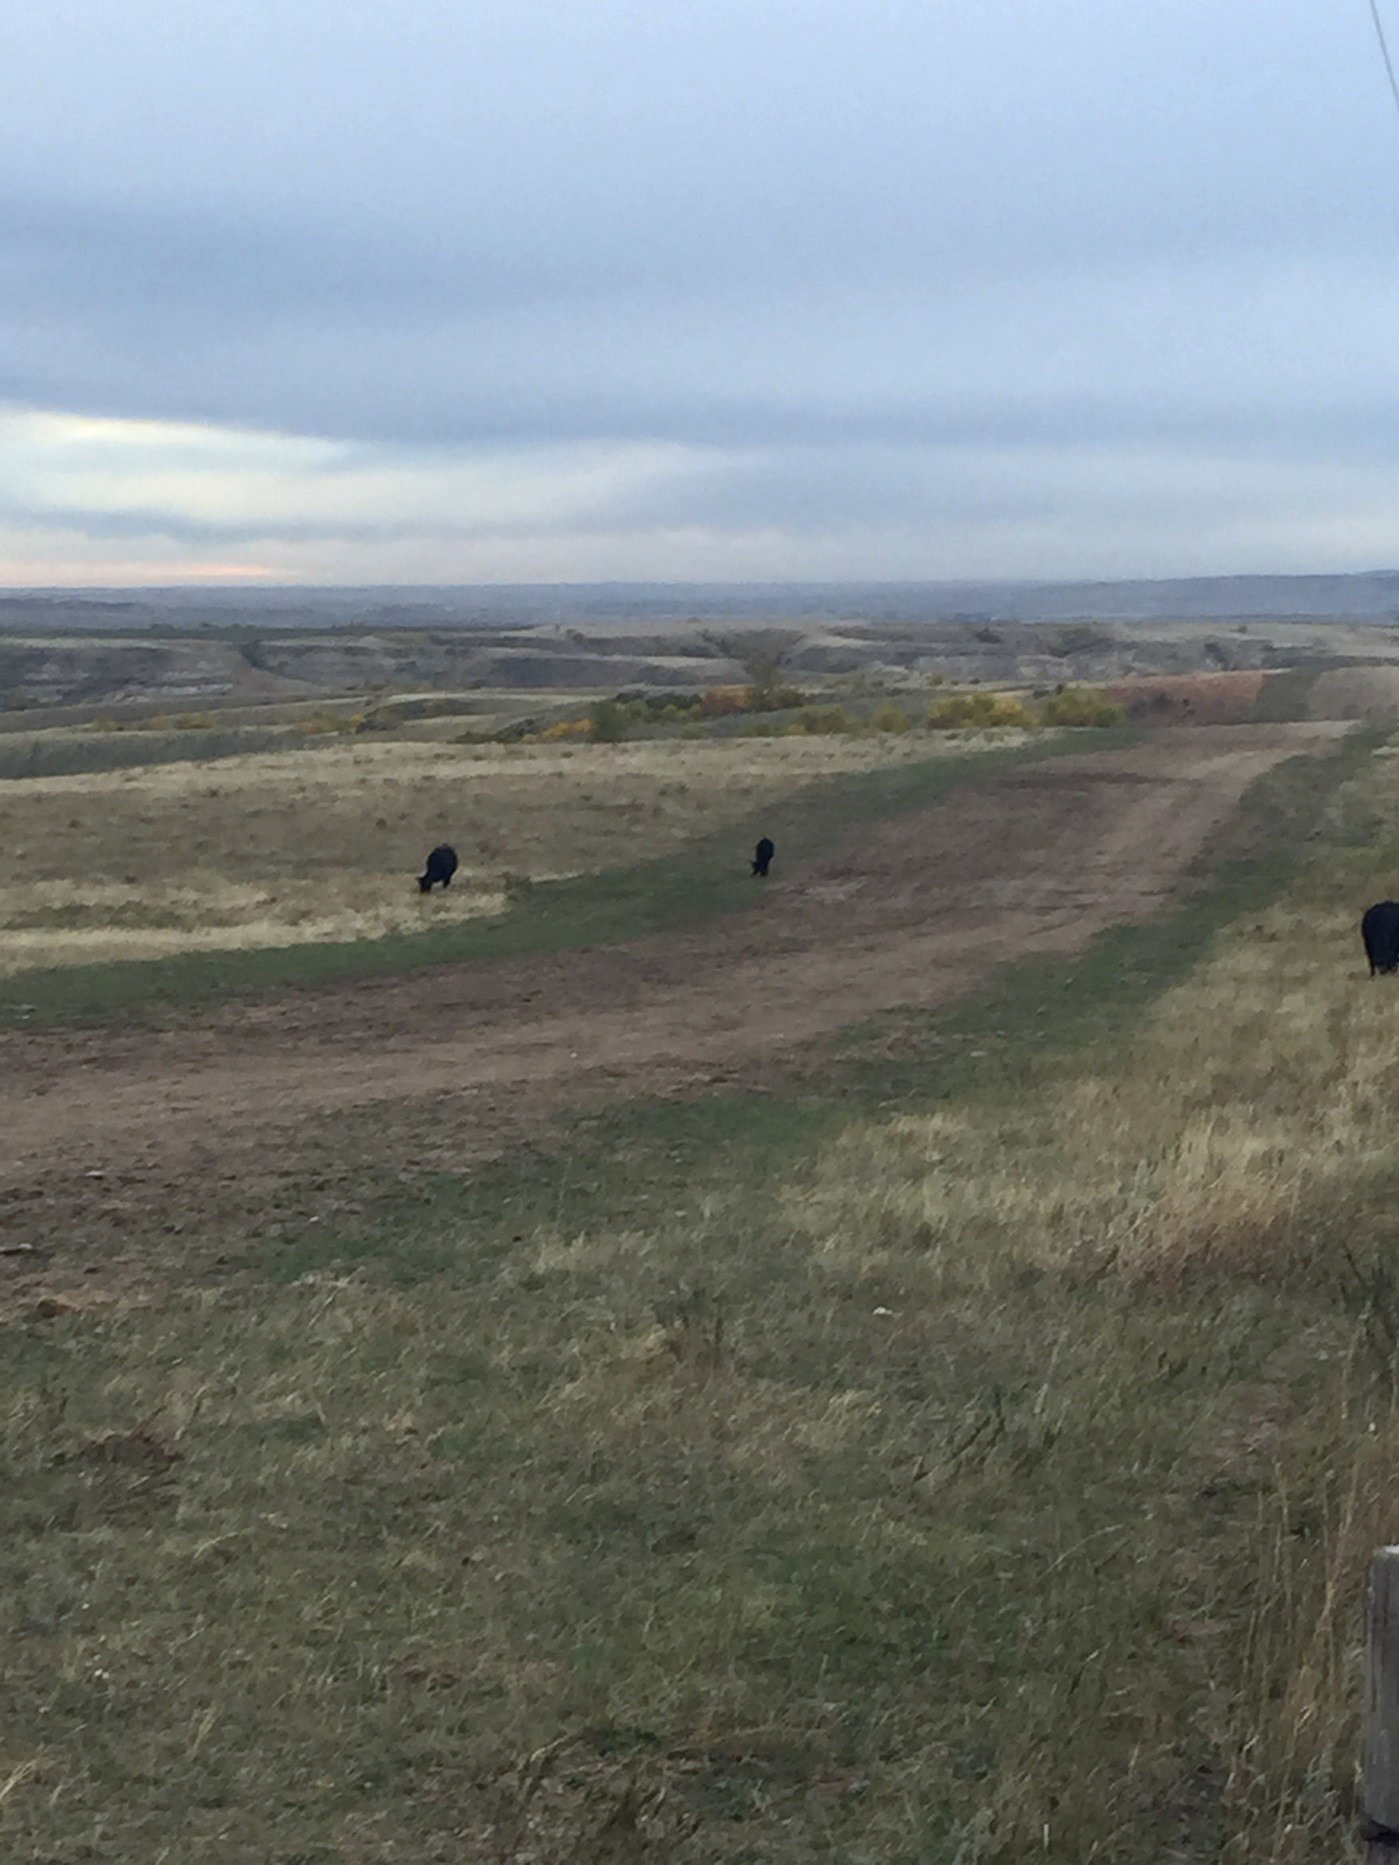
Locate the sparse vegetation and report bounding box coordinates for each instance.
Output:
[1047,621,1115,657]
[297,706,364,735]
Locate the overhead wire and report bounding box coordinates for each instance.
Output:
[1367,0,1399,130]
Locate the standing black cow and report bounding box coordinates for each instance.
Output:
[751,836,775,878]
[418,844,459,893]
[1362,901,1399,975]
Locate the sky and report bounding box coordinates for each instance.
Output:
[4,0,1399,586]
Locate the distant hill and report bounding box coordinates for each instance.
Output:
[3,572,1399,635]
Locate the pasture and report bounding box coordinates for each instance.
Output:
[0,730,970,976]
[0,718,1394,1862]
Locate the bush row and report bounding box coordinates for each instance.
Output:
[516,683,1125,745]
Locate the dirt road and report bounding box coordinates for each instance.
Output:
[0,726,1341,1214]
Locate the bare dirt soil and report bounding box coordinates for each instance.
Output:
[0,725,1341,1283]
[1106,671,1268,724]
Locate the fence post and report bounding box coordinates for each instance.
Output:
[1365,1549,1399,1857]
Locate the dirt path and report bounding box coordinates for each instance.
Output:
[0,726,1341,1213]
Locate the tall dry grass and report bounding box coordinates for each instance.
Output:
[792,913,1399,1289]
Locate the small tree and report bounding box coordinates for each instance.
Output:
[701,630,802,710]
[590,699,629,743]
[742,648,787,710]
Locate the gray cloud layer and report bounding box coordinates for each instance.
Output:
[4,0,1399,576]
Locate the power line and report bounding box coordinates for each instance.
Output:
[1368,0,1399,131]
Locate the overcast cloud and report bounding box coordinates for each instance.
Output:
[3,0,1399,583]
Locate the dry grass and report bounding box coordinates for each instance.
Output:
[4,730,1396,1860]
[1107,672,1267,724]
[789,905,1399,1288]
[0,731,981,972]
[766,749,1399,1857]
[790,763,1399,1296]
[1310,665,1399,723]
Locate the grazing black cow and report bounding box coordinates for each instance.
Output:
[1363,901,1399,975]
[418,844,459,893]
[751,836,775,878]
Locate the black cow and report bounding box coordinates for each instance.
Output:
[751,836,775,878]
[1363,901,1399,975]
[418,844,459,893]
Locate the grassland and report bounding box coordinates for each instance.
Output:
[2,725,1395,1860]
[0,725,330,783]
[0,726,1052,1023]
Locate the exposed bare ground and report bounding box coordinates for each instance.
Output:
[0,727,1340,1254]
[1107,671,1267,724]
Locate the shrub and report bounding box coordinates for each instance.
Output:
[531,717,593,743]
[869,702,911,734]
[926,690,1036,730]
[1037,685,1127,728]
[298,710,358,736]
[592,691,706,731]
[790,705,852,735]
[590,699,630,744]
[746,682,807,714]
